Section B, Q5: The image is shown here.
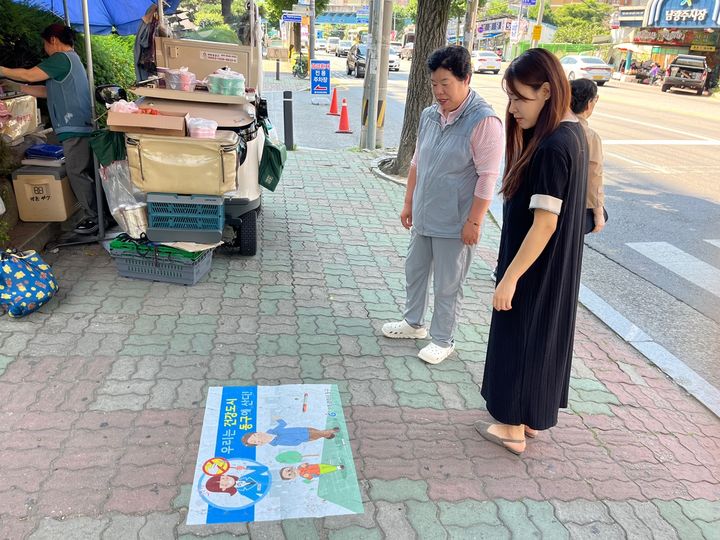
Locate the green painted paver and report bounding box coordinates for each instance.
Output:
[526,500,570,539]
[406,500,447,540]
[438,500,502,527]
[328,526,381,540]
[654,501,705,540]
[496,499,542,538]
[369,479,429,503]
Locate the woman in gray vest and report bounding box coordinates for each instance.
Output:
[0,24,98,235]
[382,46,504,365]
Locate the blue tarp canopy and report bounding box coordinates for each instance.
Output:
[16,0,181,35]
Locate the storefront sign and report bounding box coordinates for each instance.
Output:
[644,0,720,28]
[634,27,691,45]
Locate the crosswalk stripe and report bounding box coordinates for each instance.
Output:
[627,242,720,297]
[705,239,720,249]
[604,140,720,146]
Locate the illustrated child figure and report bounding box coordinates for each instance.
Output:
[204,464,270,501]
[280,463,345,481]
[241,419,339,447]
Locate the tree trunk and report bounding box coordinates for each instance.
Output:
[221,0,233,23]
[464,0,479,53]
[381,0,452,176]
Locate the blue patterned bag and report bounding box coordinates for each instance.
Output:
[0,250,58,318]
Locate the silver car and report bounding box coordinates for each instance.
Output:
[560,55,612,86]
[388,47,400,71]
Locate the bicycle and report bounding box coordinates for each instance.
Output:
[292,51,309,79]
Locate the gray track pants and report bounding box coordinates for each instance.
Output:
[403,230,474,347]
[62,136,97,219]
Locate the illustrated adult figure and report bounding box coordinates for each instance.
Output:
[382,45,504,365]
[477,48,588,455]
[570,78,605,233]
[0,24,99,235]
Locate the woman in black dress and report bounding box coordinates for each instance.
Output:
[477,49,588,455]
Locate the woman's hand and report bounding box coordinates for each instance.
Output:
[493,276,517,311]
[462,220,481,245]
[400,202,413,230]
[591,207,605,233]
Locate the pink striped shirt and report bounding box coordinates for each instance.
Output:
[411,92,504,201]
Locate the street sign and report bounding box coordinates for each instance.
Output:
[522,0,537,5]
[510,20,519,42]
[532,24,542,41]
[310,60,331,95]
[281,12,303,24]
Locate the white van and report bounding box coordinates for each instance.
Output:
[327,37,340,54]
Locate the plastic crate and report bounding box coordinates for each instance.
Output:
[111,246,213,285]
[147,193,224,230]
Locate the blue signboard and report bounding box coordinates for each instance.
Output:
[645,0,720,28]
[356,5,369,24]
[282,13,303,24]
[522,0,537,5]
[310,60,331,95]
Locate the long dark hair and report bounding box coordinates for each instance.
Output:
[40,24,75,47]
[501,48,570,199]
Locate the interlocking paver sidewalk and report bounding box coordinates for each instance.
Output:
[1,147,719,539]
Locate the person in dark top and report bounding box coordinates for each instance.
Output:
[476,48,588,455]
[0,24,99,234]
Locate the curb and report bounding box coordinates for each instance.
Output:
[369,156,720,418]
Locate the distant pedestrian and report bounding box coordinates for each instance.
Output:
[381,46,504,365]
[477,48,588,455]
[649,63,660,84]
[570,79,605,233]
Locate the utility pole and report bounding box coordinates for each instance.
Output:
[463,0,479,53]
[530,0,545,48]
[512,2,524,59]
[309,0,316,61]
[376,0,393,148]
[360,0,383,149]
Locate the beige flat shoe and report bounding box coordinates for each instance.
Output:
[474,420,526,455]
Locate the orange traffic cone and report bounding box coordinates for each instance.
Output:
[327,87,340,116]
[336,98,353,134]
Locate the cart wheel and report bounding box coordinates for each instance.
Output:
[661,85,669,92]
[235,210,257,256]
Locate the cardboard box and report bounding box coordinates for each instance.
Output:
[12,165,78,222]
[107,110,188,137]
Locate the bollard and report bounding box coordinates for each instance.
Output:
[283,90,294,150]
[275,58,280,81]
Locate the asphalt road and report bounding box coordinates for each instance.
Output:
[269,52,720,390]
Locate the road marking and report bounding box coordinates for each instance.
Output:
[705,239,720,249]
[627,242,720,297]
[594,111,717,141]
[605,152,666,172]
[604,139,720,146]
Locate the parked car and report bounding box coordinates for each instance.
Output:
[560,55,612,86]
[337,40,353,57]
[388,47,400,71]
[346,43,367,78]
[327,37,340,54]
[315,38,327,52]
[472,50,501,74]
[399,42,414,60]
[662,54,708,95]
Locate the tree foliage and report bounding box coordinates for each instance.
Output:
[484,0,513,18]
[552,0,611,43]
[260,0,330,25]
